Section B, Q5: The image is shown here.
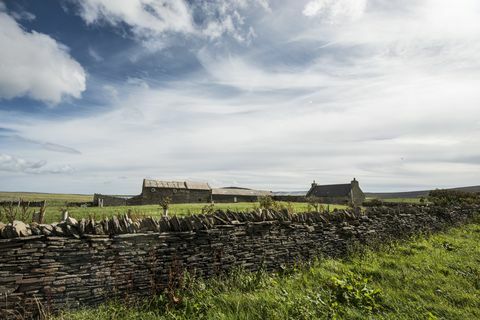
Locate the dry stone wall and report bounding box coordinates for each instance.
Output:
[0,204,478,319]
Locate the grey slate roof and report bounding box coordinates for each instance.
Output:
[184,181,211,190]
[212,188,272,197]
[143,179,211,190]
[307,184,352,198]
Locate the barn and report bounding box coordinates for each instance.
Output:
[139,179,212,204]
[306,178,365,206]
[212,187,273,203]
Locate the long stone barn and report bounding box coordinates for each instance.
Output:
[120,179,273,205]
[131,179,212,205]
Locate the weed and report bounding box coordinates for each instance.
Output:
[329,271,383,314]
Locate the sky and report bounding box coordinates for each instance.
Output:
[0,0,480,194]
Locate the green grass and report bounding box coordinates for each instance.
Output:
[0,191,92,206]
[365,197,425,204]
[382,198,424,204]
[44,202,346,223]
[55,221,480,320]
[0,191,347,223]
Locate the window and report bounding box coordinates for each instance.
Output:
[151,188,156,192]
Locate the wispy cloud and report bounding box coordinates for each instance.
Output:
[0,153,74,174]
[303,0,366,22]
[0,133,82,154]
[1,0,480,193]
[88,46,103,62]
[69,0,269,45]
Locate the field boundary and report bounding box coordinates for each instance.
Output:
[0,204,478,318]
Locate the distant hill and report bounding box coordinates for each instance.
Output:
[366,185,480,199]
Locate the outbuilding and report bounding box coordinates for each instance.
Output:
[212,187,272,203]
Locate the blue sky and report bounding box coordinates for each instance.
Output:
[1,0,480,194]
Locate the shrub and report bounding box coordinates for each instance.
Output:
[201,203,215,215]
[0,201,34,223]
[428,189,480,206]
[306,196,323,212]
[362,199,383,207]
[273,201,295,214]
[259,196,275,210]
[159,196,172,210]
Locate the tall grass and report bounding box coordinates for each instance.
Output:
[55,222,480,320]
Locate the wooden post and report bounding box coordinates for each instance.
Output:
[39,201,46,224]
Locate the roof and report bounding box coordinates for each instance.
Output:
[307,183,352,198]
[212,188,272,197]
[185,181,211,190]
[144,180,186,189]
[143,179,211,190]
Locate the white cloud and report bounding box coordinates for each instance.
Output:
[303,0,366,22]
[11,10,36,22]
[2,0,480,193]
[0,153,74,174]
[76,0,194,35]
[69,0,268,44]
[102,85,118,100]
[0,12,86,104]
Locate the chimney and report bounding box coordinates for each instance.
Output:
[351,178,359,189]
[311,180,317,188]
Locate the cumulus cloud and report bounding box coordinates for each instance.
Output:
[0,11,86,104]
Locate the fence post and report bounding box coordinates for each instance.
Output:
[39,201,46,223]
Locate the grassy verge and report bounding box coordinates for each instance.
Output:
[55,222,480,320]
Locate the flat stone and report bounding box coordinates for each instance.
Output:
[0,222,6,237]
[65,216,78,227]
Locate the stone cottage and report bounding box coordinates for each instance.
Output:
[306,178,365,206]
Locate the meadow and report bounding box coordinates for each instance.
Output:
[53,221,480,319]
[0,191,347,223]
[0,191,92,206]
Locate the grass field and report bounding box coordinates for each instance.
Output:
[0,192,92,206]
[49,202,346,223]
[364,197,424,204]
[381,197,424,204]
[0,192,347,223]
[54,221,480,319]
[1,191,425,223]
